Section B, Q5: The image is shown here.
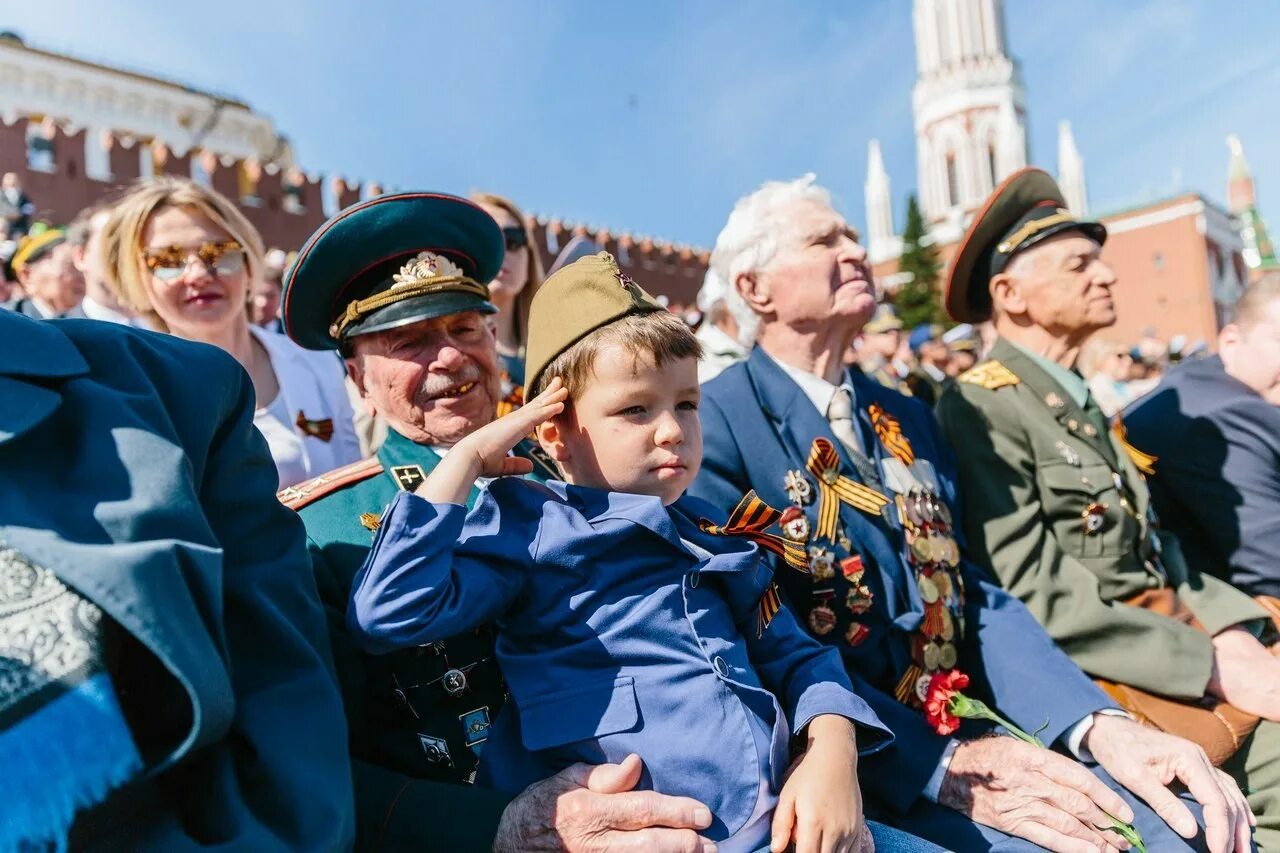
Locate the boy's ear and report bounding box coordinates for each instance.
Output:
[535,417,571,462]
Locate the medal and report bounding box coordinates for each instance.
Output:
[845,622,870,647]
[840,554,865,582]
[809,547,836,580]
[808,604,837,636]
[923,642,942,670]
[914,673,934,703]
[846,585,874,615]
[780,507,811,542]
[939,609,955,641]
[939,642,958,670]
[1082,502,1108,534]
[917,573,940,604]
[784,470,813,506]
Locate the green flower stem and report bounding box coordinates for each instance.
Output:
[947,694,1146,851]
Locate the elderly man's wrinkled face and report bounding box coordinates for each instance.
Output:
[761,199,876,331]
[862,329,901,359]
[19,243,85,314]
[1220,298,1280,404]
[347,310,502,446]
[997,233,1117,337]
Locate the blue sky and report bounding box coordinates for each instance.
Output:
[6,1,1280,247]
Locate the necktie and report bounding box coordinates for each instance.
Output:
[826,388,883,490]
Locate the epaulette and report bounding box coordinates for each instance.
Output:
[958,360,1020,390]
[278,457,385,510]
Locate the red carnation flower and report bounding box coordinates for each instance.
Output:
[924,669,970,736]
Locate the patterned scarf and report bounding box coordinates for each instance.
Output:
[0,547,142,850]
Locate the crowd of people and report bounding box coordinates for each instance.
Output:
[5,163,1280,853]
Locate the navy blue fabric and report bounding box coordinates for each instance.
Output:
[349,478,889,849]
[691,346,1114,815]
[1124,355,1280,598]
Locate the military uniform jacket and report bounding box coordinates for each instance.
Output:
[691,346,1111,814]
[348,479,888,848]
[289,426,556,850]
[0,314,353,849]
[1124,355,1280,599]
[936,338,1266,700]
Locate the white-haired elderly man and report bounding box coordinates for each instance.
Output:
[690,173,1253,852]
[694,266,747,382]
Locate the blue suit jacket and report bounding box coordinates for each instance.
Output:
[350,478,889,844]
[1124,355,1280,598]
[691,347,1112,813]
[0,312,353,849]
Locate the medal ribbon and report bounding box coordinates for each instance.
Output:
[295,412,335,442]
[1112,417,1157,475]
[699,490,809,573]
[804,438,891,541]
[756,582,783,638]
[868,404,915,466]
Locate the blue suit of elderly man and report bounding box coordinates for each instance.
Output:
[690,175,1255,853]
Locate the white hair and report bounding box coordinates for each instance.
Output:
[711,173,834,346]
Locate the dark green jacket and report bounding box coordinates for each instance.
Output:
[937,337,1265,700]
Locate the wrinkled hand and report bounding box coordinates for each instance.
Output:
[938,735,1135,852]
[1208,627,1280,720]
[1085,713,1254,853]
[771,715,873,853]
[493,753,716,853]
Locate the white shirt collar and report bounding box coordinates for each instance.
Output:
[79,295,141,326]
[772,355,854,417]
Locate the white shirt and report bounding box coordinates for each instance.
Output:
[772,355,854,418]
[255,391,309,490]
[80,295,145,327]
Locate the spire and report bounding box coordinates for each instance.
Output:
[865,139,895,264]
[1057,121,1087,217]
[1227,134,1255,214]
[1227,134,1278,272]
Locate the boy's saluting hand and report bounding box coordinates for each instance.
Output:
[771,714,873,853]
[415,378,569,505]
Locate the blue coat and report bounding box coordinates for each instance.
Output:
[349,478,889,849]
[691,348,1112,814]
[1124,354,1280,598]
[0,312,354,849]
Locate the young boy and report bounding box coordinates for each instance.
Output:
[349,253,901,853]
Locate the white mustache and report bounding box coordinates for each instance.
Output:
[418,366,482,399]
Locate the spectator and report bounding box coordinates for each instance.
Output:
[855,304,911,395]
[941,323,980,377]
[904,322,949,406]
[693,266,746,382]
[1078,335,1134,417]
[250,247,287,330]
[0,308,353,849]
[0,172,35,239]
[1124,274,1280,600]
[68,203,143,327]
[98,176,360,489]
[3,228,86,319]
[471,191,545,387]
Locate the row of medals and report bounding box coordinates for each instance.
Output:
[898,487,967,706]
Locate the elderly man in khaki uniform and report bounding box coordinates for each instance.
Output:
[937,167,1280,849]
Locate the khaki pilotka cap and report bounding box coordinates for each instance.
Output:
[525,252,665,393]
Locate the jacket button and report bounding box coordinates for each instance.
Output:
[713,655,729,677]
[688,570,700,588]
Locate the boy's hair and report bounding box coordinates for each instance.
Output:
[534,310,701,399]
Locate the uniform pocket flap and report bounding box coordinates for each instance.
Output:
[1038,462,1112,496]
[519,676,639,751]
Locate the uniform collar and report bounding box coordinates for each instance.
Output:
[1003,338,1089,408]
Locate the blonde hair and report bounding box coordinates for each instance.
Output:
[534,310,701,399]
[99,176,266,331]
[470,191,545,354]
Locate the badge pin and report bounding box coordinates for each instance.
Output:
[846,585,874,615]
[1055,440,1081,467]
[1067,418,1080,432]
[784,470,814,506]
[391,464,428,491]
[1045,392,1066,410]
[845,622,870,647]
[840,554,864,582]
[780,507,811,543]
[359,512,382,531]
[441,668,469,696]
[418,733,454,766]
[808,604,838,636]
[459,706,492,749]
[1083,423,1098,437]
[809,547,836,580]
[1081,502,1108,534]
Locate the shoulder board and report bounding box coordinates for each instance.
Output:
[278,457,385,510]
[958,360,1021,390]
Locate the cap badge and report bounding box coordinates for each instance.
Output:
[393,251,464,288]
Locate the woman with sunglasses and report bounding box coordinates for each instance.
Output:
[99,176,360,489]
[470,192,544,393]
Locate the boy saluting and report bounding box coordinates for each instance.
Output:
[349,253,931,853]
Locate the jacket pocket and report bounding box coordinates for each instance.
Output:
[519,676,639,751]
[1037,462,1121,559]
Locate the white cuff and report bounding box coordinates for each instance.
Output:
[1064,709,1131,763]
[923,738,961,802]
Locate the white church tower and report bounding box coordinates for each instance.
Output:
[865,139,900,265]
[1057,121,1088,217]
[910,0,1028,239]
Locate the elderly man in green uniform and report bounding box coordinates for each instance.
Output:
[280,193,716,852]
[856,304,912,395]
[937,167,1280,849]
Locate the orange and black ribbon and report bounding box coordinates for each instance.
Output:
[869,403,915,466]
[699,490,810,573]
[1112,417,1157,475]
[756,582,783,638]
[805,438,891,542]
[495,371,527,420]
[295,411,335,442]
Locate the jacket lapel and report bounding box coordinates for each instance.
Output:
[992,338,1120,468]
[0,313,88,445]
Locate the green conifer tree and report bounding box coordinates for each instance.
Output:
[892,194,945,328]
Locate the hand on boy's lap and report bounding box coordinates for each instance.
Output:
[771,715,870,853]
[415,379,568,504]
